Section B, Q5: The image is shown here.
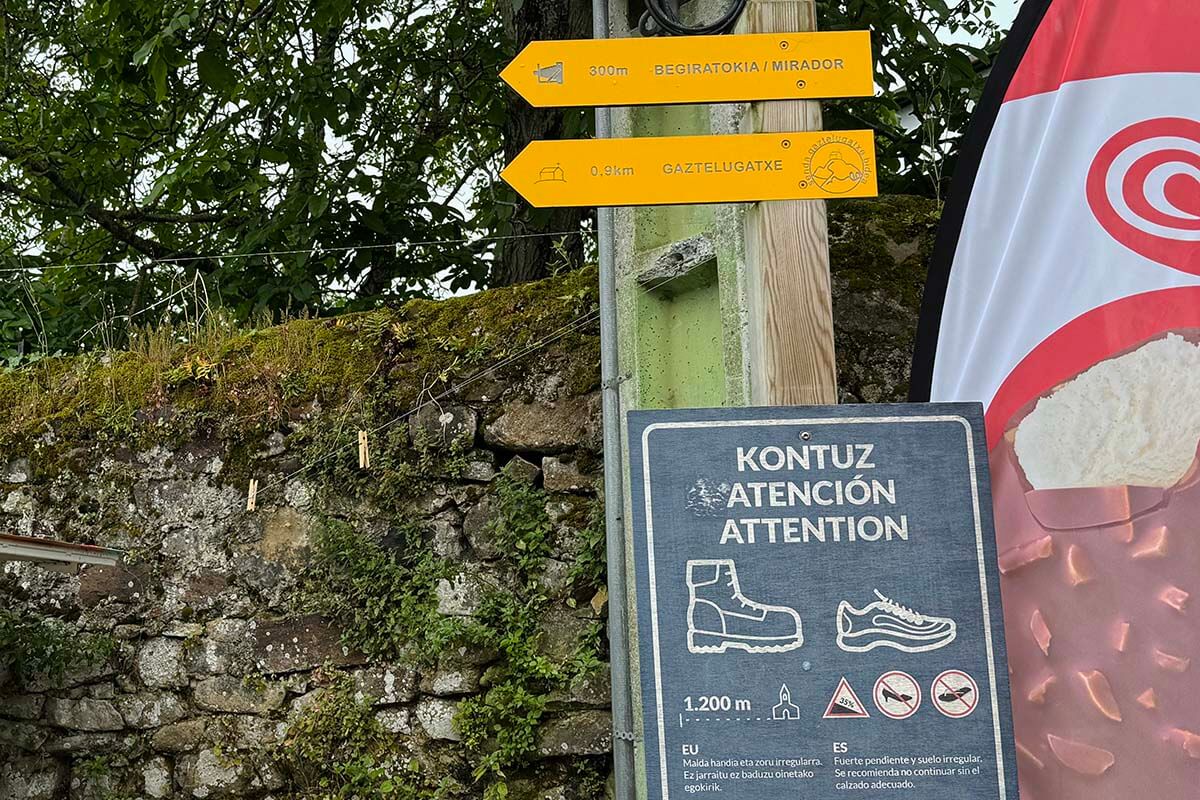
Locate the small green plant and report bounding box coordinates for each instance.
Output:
[296,466,608,798]
[566,621,605,682]
[547,235,582,278]
[567,500,607,594]
[303,518,459,664]
[567,759,609,800]
[456,481,604,789]
[411,425,474,482]
[280,673,424,799]
[0,608,117,683]
[70,753,140,800]
[489,475,553,580]
[75,754,114,779]
[457,679,548,783]
[282,675,386,768]
[456,592,557,782]
[241,673,269,694]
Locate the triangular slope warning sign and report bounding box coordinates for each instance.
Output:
[824,677,870,719]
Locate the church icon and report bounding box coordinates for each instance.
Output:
[536,164,566,183]
[772,684,800,720]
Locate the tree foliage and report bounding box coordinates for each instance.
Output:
[819,0,1002,197]
[0,0,1000,363]
[0,0,509,359]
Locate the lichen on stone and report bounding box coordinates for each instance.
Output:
[827,195,940,403]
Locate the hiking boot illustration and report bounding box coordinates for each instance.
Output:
[836,589,957,654]
[686,560,803,654]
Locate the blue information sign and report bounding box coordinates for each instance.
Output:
[627,404,1019,800]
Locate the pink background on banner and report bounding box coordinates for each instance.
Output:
[932,1,1200,796]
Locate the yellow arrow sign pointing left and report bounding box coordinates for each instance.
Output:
[501,131,878,208]
[501,31,874,108]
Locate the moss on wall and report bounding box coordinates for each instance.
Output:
[828,195,940,403]
[0,265,601,456]
[0,195,936,454]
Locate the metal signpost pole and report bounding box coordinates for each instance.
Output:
[592,8,637,800]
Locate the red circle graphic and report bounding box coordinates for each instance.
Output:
[1086,118,1200,275]
[932,670,979,719]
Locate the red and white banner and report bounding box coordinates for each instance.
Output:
[912,1,1200,797]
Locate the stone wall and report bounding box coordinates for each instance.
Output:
[0,196,937,800]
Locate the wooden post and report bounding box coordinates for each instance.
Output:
[740,0,839,405]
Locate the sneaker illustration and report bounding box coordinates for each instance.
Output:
[686,560,803,654]
[836,589,957,654]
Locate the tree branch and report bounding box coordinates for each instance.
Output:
[109,209,228,224]
[0,142,213,266]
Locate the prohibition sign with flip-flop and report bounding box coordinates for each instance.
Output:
[932,669,979,718]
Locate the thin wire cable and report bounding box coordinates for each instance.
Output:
[227,307,603,513]
[0,229,596,274]
[4,252,694,546]
[640,0,747,36]
[80,253,689,566]
[4,227,597,351]
[227,259,701,515]
[83,306,601,555]
[29,252,701,551]
[76,274,205,343]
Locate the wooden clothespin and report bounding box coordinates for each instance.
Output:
[246,479,259,512]
[358,430,371,470]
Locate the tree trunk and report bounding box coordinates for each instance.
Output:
[493,0,592,287]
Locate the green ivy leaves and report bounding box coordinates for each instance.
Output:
[818,0,1002,197]
[302,474,607,798]
[0,608,117,684]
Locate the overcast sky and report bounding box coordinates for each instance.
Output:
[934,0,1019,46]
[995,1,1020,33]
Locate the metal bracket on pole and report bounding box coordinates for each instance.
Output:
[601,374,630,391]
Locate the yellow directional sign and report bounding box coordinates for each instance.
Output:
[501,131,878,208]
[501,31,874,108]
